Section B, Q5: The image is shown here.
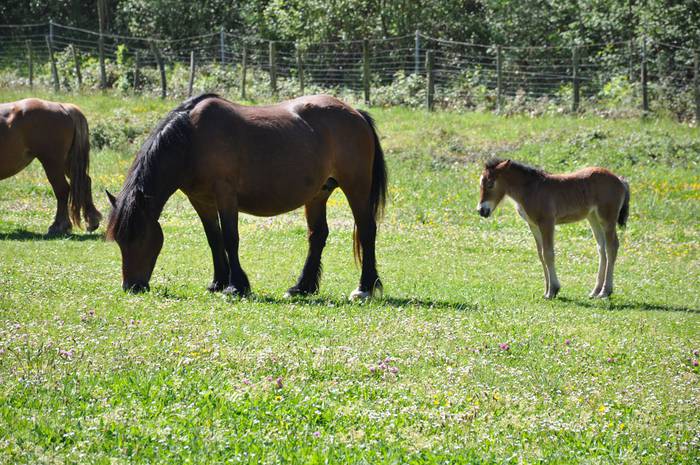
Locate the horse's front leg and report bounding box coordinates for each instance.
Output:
[540,220,560,299]
[189,197,229,292]
[216,195,251,297]
[40,157,72,235]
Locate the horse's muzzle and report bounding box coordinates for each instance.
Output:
[123,281,150,293]
[478,207,491,218]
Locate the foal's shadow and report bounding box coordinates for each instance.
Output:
[558,296,699,314]
[0,228,104,242]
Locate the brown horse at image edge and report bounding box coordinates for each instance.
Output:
[0,98,102,234]
[106,93,387,299]
[477,159,629,299]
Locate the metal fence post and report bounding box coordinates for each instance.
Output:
[414,30,421,75]
[572,46,580,112]
[496,45,503,113]
[641,37,649,112]
[45,35,59,92]
[26,40,33,89]
[363,39,370,105]
[188,50,196,97]
[426,50,434,111]
[269,41,277,95]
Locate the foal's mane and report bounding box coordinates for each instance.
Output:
[485,158,547,179]
[106,93,221,241]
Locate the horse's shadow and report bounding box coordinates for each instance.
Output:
[558,296,699,314]
[0,228,104,242]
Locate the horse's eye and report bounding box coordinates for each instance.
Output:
[485,180,494,189]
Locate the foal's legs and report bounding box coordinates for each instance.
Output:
[539,220,560,299]
[587,214,607,298]
[286,195,330,297]
[215,193,251,296]
[599,222,619,298]
[346,191,381,300]
[189,197,229,292]
[39,156,72,235]
[527,223,549,296]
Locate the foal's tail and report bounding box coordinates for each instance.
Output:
[354,109,388,264]
[65,105,98,228]
[618,178,630,228]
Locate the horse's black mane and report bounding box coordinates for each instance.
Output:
[485,158,547,178]
[107,93,221,241]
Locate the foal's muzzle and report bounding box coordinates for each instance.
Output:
[123,281,150,293]
[478,206,491,218]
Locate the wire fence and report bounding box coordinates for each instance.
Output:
[1,21,698,119]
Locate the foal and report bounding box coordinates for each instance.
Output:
[477,159,629,299]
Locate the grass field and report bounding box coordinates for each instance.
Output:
[0,89,698,464]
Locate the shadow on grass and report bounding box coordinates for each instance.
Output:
[245,294,480,312]
[558,296,699,314]
[0,228,104,242]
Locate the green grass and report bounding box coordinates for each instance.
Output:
[0,89,698,464]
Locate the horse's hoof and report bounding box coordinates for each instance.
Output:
[47,223,71,236]
[223,285,249,297]
[207,282,225,292]
[349,288,372,301]
[589,288,602,298]
[284,286,315,299]
[596,288,613,299]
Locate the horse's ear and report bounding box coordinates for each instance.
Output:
[497,159,512,170]
[105,190,117,208]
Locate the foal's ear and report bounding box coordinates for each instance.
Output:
[497,159,511,170]
[105,190,117,208]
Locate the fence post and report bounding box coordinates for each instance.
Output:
[133,50,140,91]
[49,19,54,43]
[269,41,277,95]
[151,42,166,99]
[496,45,503,113]
[628,40,634,81]
[98,34,106,89]
[695,50,699,124]
[641,37,649,113]
[45,35,59,92]
[241,44,248,100]
[70,44,82,89]
[572,46,580,112]
[297,44,305,95]
[426,50,434,111]
[188,51,196,97]
[414,30,421,74]
[26,40,33,89]
[363,39,371,105]
[220,27,225,65]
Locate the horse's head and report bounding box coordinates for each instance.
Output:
[106,190,163,293]
[477,159,510,218]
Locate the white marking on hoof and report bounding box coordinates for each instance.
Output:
[282,291,293,299]
[349,288,371,301]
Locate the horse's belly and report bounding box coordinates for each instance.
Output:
[237,178,327,216]
[0,151,34,180]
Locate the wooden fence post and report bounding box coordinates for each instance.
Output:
[241,44,248,100]
[641,37,649,112]
[297,44,305,95]
[188,51,196,97]
[45,35,59,92]
[695,50,699,124]
[98,34,106,89]
[26,40,33,89]
[151,42,166,99]
[363,39,370,105]
[414,30,421,75]
[70,44,82,89]
[572,46,580,112]
[426,50,434,111]
[133,50,140,91]
[628,40,634,81]
[496,45,503,113]
[220,27,225,65]
[269,41,277,95]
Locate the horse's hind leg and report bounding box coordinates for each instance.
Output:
[588,213,607,298]
[598,221,619,298]
[40,157,71,235]
[286,196,330,297]
[540,220,560,299]
[527,223,549,297]
[345,191,381,300]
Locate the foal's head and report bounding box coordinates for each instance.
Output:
[477,159,511,218]
[106,190,164,293]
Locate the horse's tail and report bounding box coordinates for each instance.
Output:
[354,109,388,264]
[618,178,630,228]
[65,105,98,229]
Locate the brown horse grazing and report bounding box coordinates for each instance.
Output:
[106,93,387,299]
[477,159,629,299]
[0,98,102,235]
